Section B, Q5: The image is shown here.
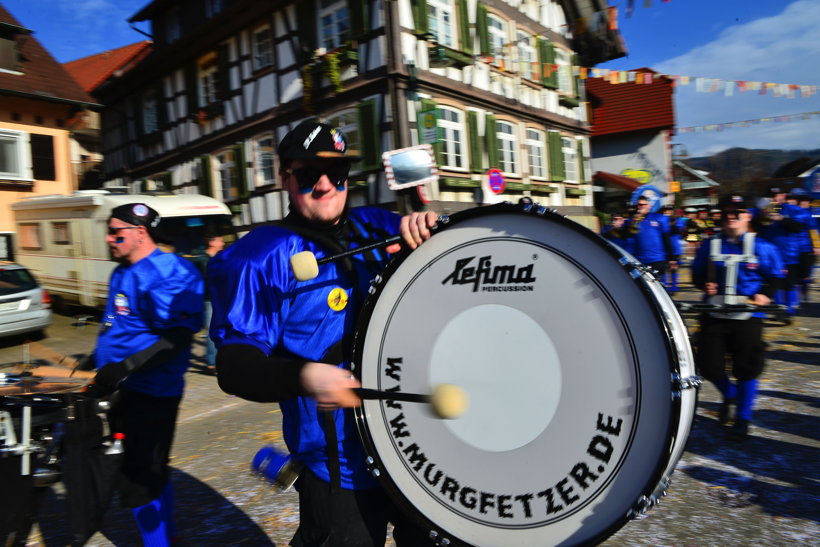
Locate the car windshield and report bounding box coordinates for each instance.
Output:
[0,268,37,296]
[158,215,235,255]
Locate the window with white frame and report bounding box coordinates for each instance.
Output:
[496,121,518,174]
[488,14,507,69]
[428,0,456,48]
[319,0,351,50]
[516,31,536,81]
[252,26,273,70]
[556,48,573,95]
[253,135,276,187]
[525,129,545,179]
[142,87,158,133]
[198,55,219,106]
[437,107,467,169]
[562,136,577,182]
[0,129,30,180]
[325,110,360,156]
[216,149,239,200]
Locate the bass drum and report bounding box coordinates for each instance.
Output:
[352,204,697,546]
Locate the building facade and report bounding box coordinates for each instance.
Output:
[0,5,98,232]
[95,0,624,231]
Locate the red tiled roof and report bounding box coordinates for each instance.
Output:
[585,68,675,137]
[64,41,152,93]
[593,171,642,191]
[0,4,96,105]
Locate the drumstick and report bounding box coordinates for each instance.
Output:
[290,216,449,281]
[354,383,468,420]
[10,364,96,380]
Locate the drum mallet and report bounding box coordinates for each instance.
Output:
[290,216,450,281]
[354,383,468,420]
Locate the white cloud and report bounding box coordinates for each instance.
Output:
[655,0,820,155]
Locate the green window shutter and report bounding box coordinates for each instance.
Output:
[412,0,429,35]
[457,0,472,55]
[467,110,482,173]
[571,53,580,98]
[199,155,213,197]
[577,139,585,183]
[234,143,249,198]
[477,3,489,56]
[539,39,557,89]
[297,2,317,61]
[217,43,231,101]
[485,114,499,169]
[419,98,442,165]
[186,64,198,115]
[357,99,379,170]
[155,81,168,128]
[548,131,565,181]
[349,0,368,37]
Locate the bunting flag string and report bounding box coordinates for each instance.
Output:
[676,111,820,133]
[578,67,819,99]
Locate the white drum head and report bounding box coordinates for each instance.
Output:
[353,206,689,546]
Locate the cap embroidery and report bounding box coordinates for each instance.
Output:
[303,125,322,149]
[330,129,346,152]
[133,204,149,216]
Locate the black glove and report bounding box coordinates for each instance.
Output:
[86,361,129,398]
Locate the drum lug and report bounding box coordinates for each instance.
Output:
[369,275,382,294]
[671,373,702,397]
[365,456,381,478]
[427,530,452,546]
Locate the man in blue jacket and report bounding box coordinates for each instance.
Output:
[623,196,676,278]
[692,194,783,439]
[88,203,204,545]
[209,121,437,546]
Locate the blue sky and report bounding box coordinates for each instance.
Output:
[4,0,819,157]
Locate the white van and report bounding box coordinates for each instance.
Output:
[11,190,233,309]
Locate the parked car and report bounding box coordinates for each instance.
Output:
[0,262,52,339]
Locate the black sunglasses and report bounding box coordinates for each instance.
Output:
[288,164,350,194]
[107,226,140,236]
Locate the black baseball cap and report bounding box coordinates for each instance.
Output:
[718,194,750,211]
[278,120,361,162]
[109,203,170,243]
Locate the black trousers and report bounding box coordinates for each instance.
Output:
[697,315,766,382]
[108,388,181,508]
[290,468,435,547]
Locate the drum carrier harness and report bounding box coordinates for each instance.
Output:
[708,232,757,320]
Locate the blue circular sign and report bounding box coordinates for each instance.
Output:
[488,168,505,194]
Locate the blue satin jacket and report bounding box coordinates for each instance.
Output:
[208,207,401,490]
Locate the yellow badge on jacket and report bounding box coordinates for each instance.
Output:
[327,288,348,311]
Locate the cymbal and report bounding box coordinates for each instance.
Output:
[0,374,87,396]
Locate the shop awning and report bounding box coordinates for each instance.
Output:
[593,171,642,191]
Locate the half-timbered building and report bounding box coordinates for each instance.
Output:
[94,0,624,230]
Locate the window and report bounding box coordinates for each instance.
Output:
[325,110,360,156]
[19,223,41,250]
[166,6,182,43]
[30,134,55,181]
[142,87,158,134]
[216,149,239,200]
[517,31,536,81]
[526,129,545,179]
[52,222,70,245]
[253,135,276,187]
[496,121,518,174]
[562,137,577,182]
[487,14,507,69]
[437,107,467,169]
[252,26,273,70]
[0,35,20,72]
[319,0,351,50]
[556,48,573,95]
[198,54,219,106]
[0,130,30,181]
[428,0,455,48]
[206,0,225,18]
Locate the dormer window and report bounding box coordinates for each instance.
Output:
[166,6,182,43]
[0,23,26,74]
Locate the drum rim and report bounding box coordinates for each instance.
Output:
[352,203,685,546]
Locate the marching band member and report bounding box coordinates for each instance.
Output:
[208,121,438,546]
[692,194,784,440]
[622,196,676,280]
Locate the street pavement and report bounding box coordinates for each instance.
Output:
[1,267,817,546]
